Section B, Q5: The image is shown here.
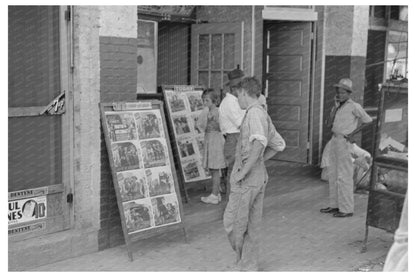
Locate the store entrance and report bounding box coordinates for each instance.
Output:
[263,21,313,163]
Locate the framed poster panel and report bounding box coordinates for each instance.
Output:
[162,85,212,183]
[100,100,187,261]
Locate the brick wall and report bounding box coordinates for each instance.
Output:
[98,36,138,250]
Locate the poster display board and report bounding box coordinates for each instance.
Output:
[100,100,187,261]
[162,86,211,183]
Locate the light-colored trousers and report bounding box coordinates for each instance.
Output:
[223,181,265,271]
[328,136,354,213]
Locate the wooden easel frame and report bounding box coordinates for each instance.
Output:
[100,100,187,261]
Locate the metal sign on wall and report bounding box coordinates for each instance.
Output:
[8,187,48,236]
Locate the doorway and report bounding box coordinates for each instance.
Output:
[263,21,313,163]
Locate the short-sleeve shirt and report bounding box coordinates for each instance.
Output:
[219,93,246,134]
[332,99,373,136]
[232,102,285,187]
[238,103,286,164]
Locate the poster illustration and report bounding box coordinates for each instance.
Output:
[183,159,201,181]
[102,103,184,242]
[178,137,196,159]
[145,167,175,197]
[8,196,47,225]
[166,91,187,113]
[151,195,180,227]
[134,111,163,140]
[140,139,168,168]
[187,92,204,112]
[117,170,148,202]
[112,142,142,172]
[172,115,192,136]
[163,88,211,182]
[124,199,153,234]
[106,113,137,142]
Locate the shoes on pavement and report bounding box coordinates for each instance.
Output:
[333,212,353,217]
[201,194,220,204]
[320,207,339,214]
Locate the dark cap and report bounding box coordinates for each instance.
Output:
[225,65,245,87]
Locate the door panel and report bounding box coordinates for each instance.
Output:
[265,22,312,163]
[191,22,242,89]
[8,6,70,240]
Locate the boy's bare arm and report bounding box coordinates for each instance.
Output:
[264,147,278,161]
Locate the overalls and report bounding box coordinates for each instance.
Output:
[223,103,284,270]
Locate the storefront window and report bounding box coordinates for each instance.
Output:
[385,31,408,80]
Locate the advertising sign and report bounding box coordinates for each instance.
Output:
[163,87,211,182]
[8,196,47,226]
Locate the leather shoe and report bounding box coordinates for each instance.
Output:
[320,207,339,214]
[333,212,353,217]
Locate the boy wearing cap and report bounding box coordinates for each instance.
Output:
[223,77,285,271]
[320,78,373,217]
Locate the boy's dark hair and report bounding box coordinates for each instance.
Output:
[235,77,262,98]
[202,88,220,106]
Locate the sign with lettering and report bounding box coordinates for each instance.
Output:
[100,100,187,261]
[8,196,47,225]
[8,222,46,236]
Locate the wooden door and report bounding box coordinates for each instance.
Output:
[8,6,72,240]
[264,22,312,163]
[191,22,242,90]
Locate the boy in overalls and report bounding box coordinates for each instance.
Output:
[223,77,286,271]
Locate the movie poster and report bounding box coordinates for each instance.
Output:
[104,107,182,235]
[106,112,138,142]
[178,136,197,159]
[124,199,153,234]
[151,195,180,227]
[134,111,163,140]
[187,92,204,112]
[172,115,192,136]
[165,91,187,114]
[164,88,211,182]
[112,142,142,172]
[140,139,168,168]
[117,170,148,202]
[145,167,175,197]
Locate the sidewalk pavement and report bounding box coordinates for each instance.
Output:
[30,163,393,271]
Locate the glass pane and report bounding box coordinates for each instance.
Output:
[386,32,408,80]
[373,6,387,18]
[377,91,408,160]
[8,6,61,107]
[224,34,235,69]
[9,117,62,190]
[390,6,400,20]
[211,71,222,90]
[198,35,209,69]
[211,34,222,70]
[198,71,209,88]
[223,71,229,87]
